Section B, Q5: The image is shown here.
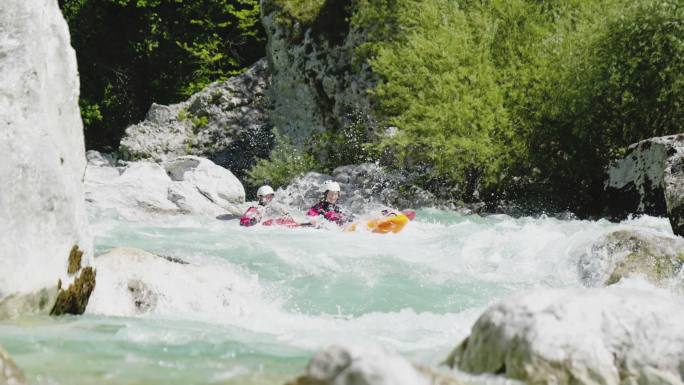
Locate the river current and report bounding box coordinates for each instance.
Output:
[0,210,674,384]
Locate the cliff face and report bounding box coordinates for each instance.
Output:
[0,0,94,316]
[261,0,376,158]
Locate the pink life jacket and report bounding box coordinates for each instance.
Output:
[239,206,260,227]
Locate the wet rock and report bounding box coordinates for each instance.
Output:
[119,59,272,175]
[0,345,27,385]
[0,288,58,319]
[578,229,684,287]
[126,279,158,313]
[285,345,462,385]
[89,247,261,318]
[605,134,684,236]
[446,287,684,385]
[85,154,248,219]
[0,0,93,317]
[276,164,438,215]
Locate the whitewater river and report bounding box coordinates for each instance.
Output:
[0,210,675,384]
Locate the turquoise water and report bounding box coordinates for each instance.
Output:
[0,210,674,384]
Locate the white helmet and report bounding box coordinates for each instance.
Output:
[321,180,341,192]
[257,185,275,197]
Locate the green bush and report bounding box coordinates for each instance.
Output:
[351,0,684,212]
[521,0,684,212]
[246,131,319,191]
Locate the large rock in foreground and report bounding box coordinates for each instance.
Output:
[85,153,247,219]
[0,345,27,384]
[87,247,264,318]
[119,59,272,175]
[0,0,94,316]
[285,345,462,385]
[446,287,684,385]
[605,134,684,236]
[578,229,684,288]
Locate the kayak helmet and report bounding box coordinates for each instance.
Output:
[322,180,341,193]
[257,185,275,197]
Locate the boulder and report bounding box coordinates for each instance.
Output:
[119,59,272,175]
[446,286,684,385]
[87,247,263,319]
[0,0,94,316]
[605,134,684,236]
[84,154,247,219]
[0,345,27,385]
[285,345,463,385]
[578,229,684,287]
[275,164,437,215]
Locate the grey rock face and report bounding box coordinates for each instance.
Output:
[447,287,684,385]
[0,0,93,315]
[261,0,376,152]
[119,59,272,175]
[605,134,684,236]
[578,229,684,288]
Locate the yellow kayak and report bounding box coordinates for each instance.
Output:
[346,213,410,234]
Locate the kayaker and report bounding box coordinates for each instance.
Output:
[240,185,290,226]
[307,180,350,224]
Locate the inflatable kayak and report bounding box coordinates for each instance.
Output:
[346,210,415,234]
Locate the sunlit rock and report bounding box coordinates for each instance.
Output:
[85,154,247,218]
[446,286,684,385]
[87,247,262,319]
[605,134,684,237]
[578,229,684,288]
[285,345,462,385]
[119,59,272,175]
[0,0,94,317]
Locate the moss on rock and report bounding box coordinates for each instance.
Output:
[50,267,96,316]
[579,229,684,287]
[67,244,83,274]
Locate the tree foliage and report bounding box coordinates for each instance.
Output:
[59,0,265,151]
[351,0,684,213]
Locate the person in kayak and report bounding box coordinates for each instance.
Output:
[307,180,350,225]
[240,185,291,226]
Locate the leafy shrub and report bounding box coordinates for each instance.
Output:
[246,131,319,190]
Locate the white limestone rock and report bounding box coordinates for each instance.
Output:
[578,229,684,288]
[605,134,684,237]
[85,154,246,219]
[86,247,264,320]
[0,0,93,310]
[446,286,684,385]
[286,345,460,385]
